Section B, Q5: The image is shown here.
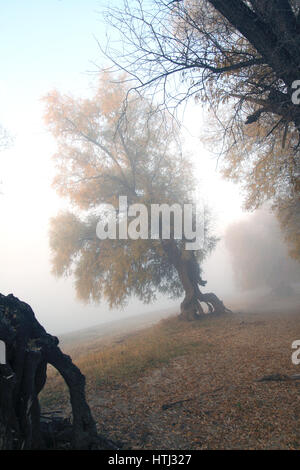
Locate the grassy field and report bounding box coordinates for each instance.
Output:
[40,307,300,449]
[40,313,212,407]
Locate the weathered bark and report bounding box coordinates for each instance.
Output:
[208,0,300,85]
[162,240,231,320]
[0,293,116,450]
[208,0,300,130]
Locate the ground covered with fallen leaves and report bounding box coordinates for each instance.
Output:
[41,309,300,449]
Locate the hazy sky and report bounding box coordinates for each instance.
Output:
[0,0,245,335]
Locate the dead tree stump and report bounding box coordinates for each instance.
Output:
[0,293,116,450]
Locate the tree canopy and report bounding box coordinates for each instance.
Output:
[43,74,226,318]
[102,0,300,261]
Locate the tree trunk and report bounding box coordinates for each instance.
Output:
[178,261,231,320]
[0,293,116,450]
[162,240,231,320]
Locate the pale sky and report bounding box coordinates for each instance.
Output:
[0,0,245,335]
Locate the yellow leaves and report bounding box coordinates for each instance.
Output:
[45,71,196,306]
[49,211,84,277]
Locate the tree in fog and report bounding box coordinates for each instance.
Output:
[102,0,300,261]
[44,73,230,319]
[276,198,300,262]
[224,209,300,296]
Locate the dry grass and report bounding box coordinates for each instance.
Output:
[40,308,300,449]
[40,316,212,408]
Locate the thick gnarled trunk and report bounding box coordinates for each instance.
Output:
[178,264,230,320]
[0,293,116,450]
[162,239,231,320]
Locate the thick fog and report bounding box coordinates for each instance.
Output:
[2,2,298,337]
[224,208,300,310]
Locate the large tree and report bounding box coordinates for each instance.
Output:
[43,73,229,320]
[102,0,300,261]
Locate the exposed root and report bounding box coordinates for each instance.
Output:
[198,292,232,315]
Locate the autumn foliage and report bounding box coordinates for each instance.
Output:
[103,0,300,262]
[43,74,218,314]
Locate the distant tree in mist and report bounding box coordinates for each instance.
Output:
[224,209,300,296]
[43,73,230,320]
[276,199,300,263]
